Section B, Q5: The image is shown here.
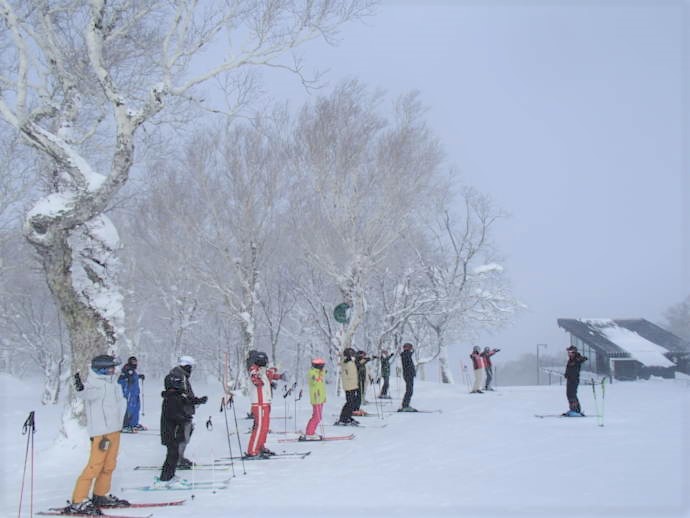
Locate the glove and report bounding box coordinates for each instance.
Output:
[74,373,84,392]
[138,374,145,381]
[495,349,501,352]
[197,396,208,405]
[280,372,287,381]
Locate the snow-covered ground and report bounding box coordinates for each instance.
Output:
[2,372,689,518]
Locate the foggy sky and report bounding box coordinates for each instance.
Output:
[260,0,688,360]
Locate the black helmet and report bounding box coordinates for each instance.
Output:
[343,347,356,358]
[91,355,120,370]
[403,343,413,351]
[246,350,259,370]
[253,351,269,367]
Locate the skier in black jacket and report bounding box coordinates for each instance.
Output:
[398,343,417,412]
[563,345,588,416]
[158,374,193,485]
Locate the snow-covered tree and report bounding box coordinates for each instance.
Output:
[0,0,371,423]
[290,80,444,354]
[663,296,690,341]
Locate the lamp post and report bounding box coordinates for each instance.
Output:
[536,343,548,385]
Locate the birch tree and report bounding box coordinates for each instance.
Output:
[291,80,443,354]
[0,0,371,422]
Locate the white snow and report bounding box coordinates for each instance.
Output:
[2,373,688,518]
[473,263,504,275]
[584,319,676,368]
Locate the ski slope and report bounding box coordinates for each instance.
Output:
[2,373,688,518]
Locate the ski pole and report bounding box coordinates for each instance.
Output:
[294,389,302,433]
[590,379,600,426]
[229,397,246,475]
[219,397,236,477]
[18,411,35,518]
[369,376,383,419]
[140,377,145,416]
[600,378,606,427]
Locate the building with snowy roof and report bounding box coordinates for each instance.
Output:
[557,318,690,381]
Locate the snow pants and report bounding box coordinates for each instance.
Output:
[339,389,359,423]
[472,368,485,392]
[379,375,390,397]
[177,421,194,461]
[247,403,271,456]
[160,441,180,481]
[484,366,494,390]
[72,432,121,503]
[305,403,324,436]
[123,393,141,428]
[566,379,581,413]
[402,377,414,408]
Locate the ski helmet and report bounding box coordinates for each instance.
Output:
[91,354,120,371]
[178,355,196,366]
[312,358,326,368]
[403,343,414,351]
[343,347,356,358]
[472,345,480,353]
[246,350,260,370]
[253,351,269,367]
[566,346,578,353]
[483,347,490,353]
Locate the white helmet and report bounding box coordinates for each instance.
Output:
[178,355,196,367]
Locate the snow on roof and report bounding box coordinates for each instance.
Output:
[598,324,675,367]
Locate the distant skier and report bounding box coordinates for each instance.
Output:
[246,351,284,457]
[353,350,372,415]
[336,347,360,425]
[470,346,486,394]
[398,342,417,412]
[65,354,129,515]
[481,347,500,391]
[118,356,146,432]
[378,349,395,399]
[300,357,327,441]
[164,355,207,467]
[563,345,588,416]
[156,373,193,487]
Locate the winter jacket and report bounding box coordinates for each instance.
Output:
[356,357,370,385]
[165,366,197,415]
[401,350,416,380]
[160,388,192,446]
[340,358,359,391]
[118,364,141,397]
[470,351,486,370]
[481,349,499,368]
[249,365,282,405]
[565,354,588,380]
[380,353,394,378]
[78,371,124,437]
[308,367,327,405]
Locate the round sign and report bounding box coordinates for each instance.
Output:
[333,302,351,324]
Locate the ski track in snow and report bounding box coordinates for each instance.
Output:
[2,373,689,518]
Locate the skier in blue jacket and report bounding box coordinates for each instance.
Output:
[118,356,146,431]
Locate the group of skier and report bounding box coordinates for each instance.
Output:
[62,341,586,514]
[469,346,501,393]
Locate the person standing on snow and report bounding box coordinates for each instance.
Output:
[156,373,193,487]
[481,347,500,391]
[118,356,146,432]
[65,354,129,515]
[164,355,207,467]
[563,345,588,416]
[353,350,372,415]
[300,357,327,441]
[336,347,360,425]
[246,351,285,458]
[377,349,395,399]
[470,346,486,394]
[398,343,417,412]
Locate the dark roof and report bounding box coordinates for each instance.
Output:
[557,318,690,357]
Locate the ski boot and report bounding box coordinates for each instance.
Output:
[92,494,130,508]
[62,499,103,515]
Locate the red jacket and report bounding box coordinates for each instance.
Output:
[249,365,282,405]
[470,351,486,370]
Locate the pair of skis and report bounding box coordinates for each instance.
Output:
[277,433,355,443]
[38,499,185,518]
